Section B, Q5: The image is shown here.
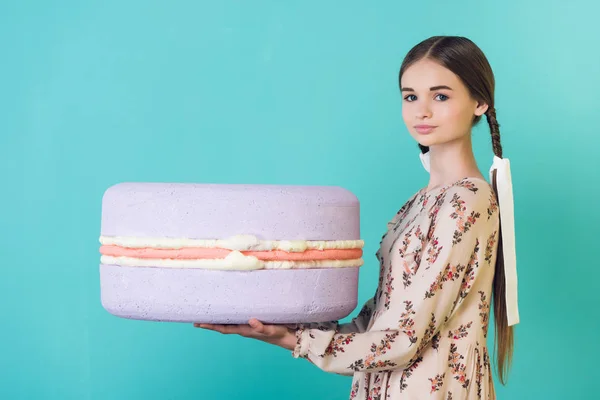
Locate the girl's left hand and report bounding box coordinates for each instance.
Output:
[193,318,297,351]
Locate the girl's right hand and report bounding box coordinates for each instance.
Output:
[194,318,297,351]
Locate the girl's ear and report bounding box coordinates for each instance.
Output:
[474,101,489,117]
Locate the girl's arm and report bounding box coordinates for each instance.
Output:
[193,297,375,354]
[292,186,498,375]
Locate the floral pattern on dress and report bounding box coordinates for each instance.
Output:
[448,343,471,389]
[478,291,490,338]
[398,301,417,345]
[399,355,422,392]
[292,178,501,399]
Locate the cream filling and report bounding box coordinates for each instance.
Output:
[99,234,364,252]
[100,252,363,270]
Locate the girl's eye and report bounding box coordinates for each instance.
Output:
[403,94,449,102]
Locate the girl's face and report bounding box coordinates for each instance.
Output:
[400,58,488,149]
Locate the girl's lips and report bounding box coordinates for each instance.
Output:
[414,125,436,134]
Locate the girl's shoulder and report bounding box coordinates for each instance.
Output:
[388,177,497,230]
[429,176,496,205]
[425,177,499,222]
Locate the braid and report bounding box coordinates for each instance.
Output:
[486,107,503,158]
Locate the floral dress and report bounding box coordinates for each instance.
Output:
[293,177,500,399]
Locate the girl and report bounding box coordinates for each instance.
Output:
[195,35,519,400]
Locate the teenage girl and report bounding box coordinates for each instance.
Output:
[195,35,519,400]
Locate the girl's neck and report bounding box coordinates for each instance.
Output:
[426,138,485,191]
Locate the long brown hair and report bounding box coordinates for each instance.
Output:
[398,36,514,384]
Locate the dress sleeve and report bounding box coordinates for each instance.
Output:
[292,186,499,375]
[290,296,375,377]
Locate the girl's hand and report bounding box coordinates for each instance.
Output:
[193,318,297,351]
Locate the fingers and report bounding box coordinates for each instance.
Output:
[193,319,283,338]
[194,323,259,337]
[248,318,264,333]
[194,323,244,335]
[250,319,284,337]
[193,323,221,330]
[248,319,277,336]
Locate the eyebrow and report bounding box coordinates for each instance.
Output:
[400,85,453,92]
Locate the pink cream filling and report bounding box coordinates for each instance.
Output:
[99,245,363,261]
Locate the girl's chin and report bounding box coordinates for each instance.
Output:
[415,138,438,147]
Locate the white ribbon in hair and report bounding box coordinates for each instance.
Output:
[419,151,520,326]
[489,156,519,326]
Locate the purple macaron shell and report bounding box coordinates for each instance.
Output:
[99,183,362,324]
[100,183,360,240]
[100,264,359,324]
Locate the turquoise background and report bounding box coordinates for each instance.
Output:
[1,0,598,399]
